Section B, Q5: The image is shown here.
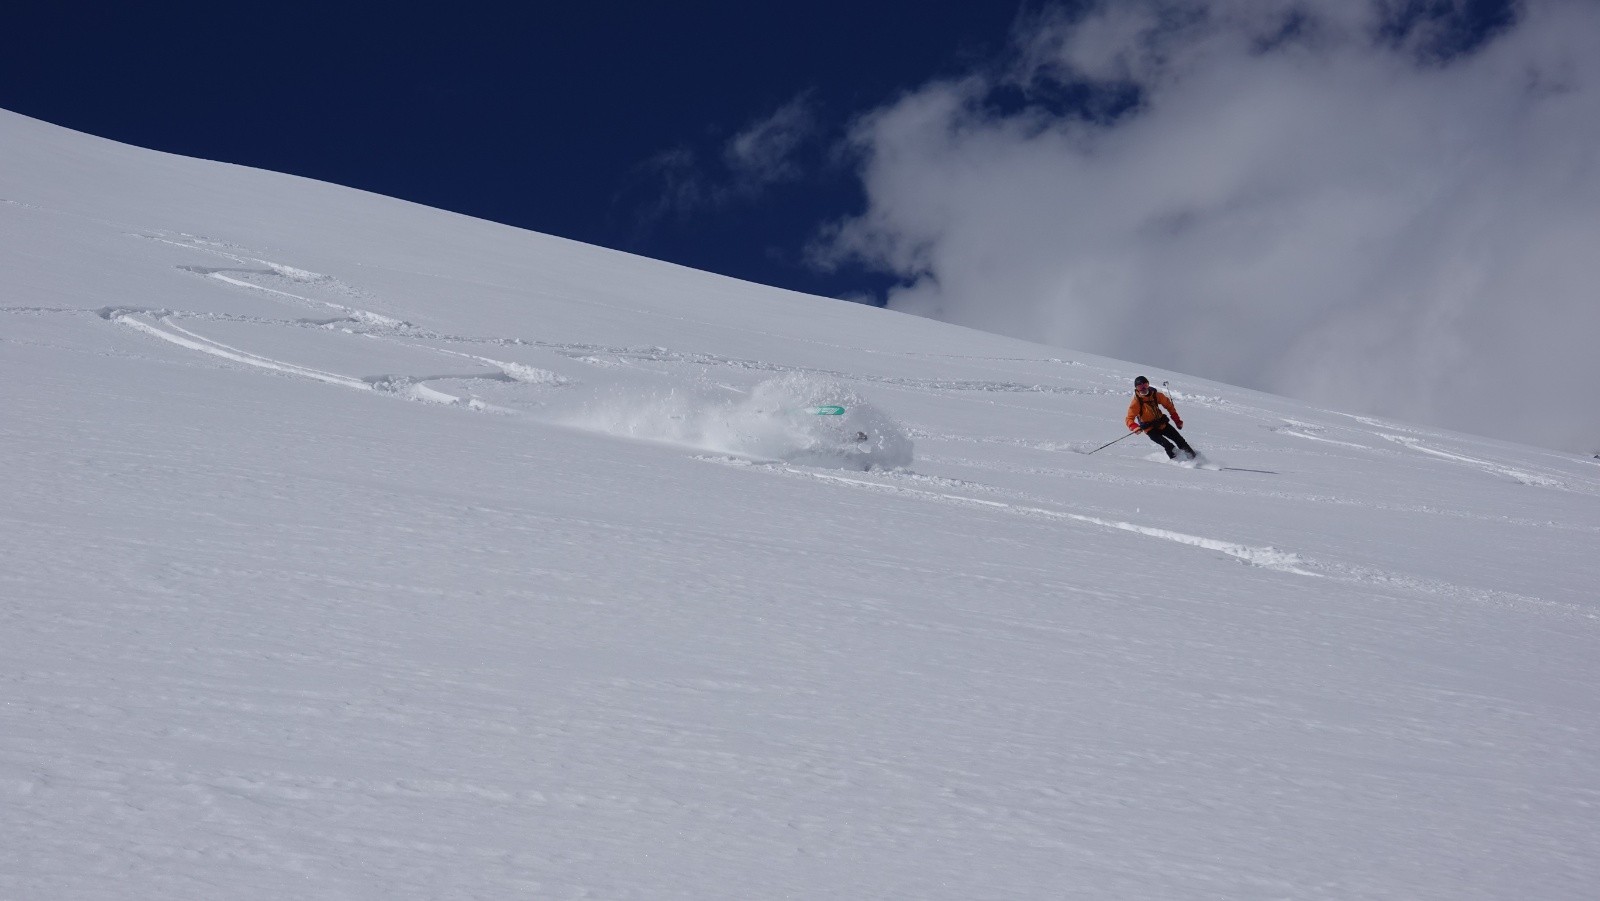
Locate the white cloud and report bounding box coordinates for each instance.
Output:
[817,0,1600,452]
[724,93,820,189]
[634,93,822,224]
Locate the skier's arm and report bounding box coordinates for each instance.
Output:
[1160,392,1184,429]
[1126,398,1143,431]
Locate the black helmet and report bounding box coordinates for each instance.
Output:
[1133,375,1149,387]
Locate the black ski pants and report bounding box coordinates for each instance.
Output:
[1145,422,1195,458]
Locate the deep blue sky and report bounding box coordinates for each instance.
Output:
[5,1,1037,302]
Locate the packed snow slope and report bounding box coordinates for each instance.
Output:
[3,108,1598,900]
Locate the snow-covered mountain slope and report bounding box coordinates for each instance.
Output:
[3,108,1598,900]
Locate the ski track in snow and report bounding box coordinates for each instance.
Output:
[690,461,1595,622]
[759,464,1323,576]
[1263,416,1594,495]
[70,236,572,411]
[1328,413,1595,491]
[1273,425,1373,450]
[100,308,519,411]
[921,453,1600,535]
[106,308,372,391]
[1379,433,1572,490]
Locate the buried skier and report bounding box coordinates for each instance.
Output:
[1126,376,1198,461]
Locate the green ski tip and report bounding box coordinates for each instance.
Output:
[804,405,847,415]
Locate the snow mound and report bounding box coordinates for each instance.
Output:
[568,373,913,471]
[498,362,567,385]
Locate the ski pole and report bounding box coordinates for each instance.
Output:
[1085,429,1139,455]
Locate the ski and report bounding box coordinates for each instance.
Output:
[804,405,846,415]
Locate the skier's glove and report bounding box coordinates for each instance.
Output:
[1173,418,1183,429]
[1130,422,1142,432]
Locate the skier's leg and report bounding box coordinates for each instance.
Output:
[1169,428,1196,457]
[1145,429,1177,458]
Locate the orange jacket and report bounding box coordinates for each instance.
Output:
[1126,389,1179,431]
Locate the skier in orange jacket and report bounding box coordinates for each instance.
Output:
[1126,376,1197,460]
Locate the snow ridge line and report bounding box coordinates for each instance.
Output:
[788,468,1322,576]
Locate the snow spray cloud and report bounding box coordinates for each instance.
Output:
[562,373,914,471]
[814,0,1600,453]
